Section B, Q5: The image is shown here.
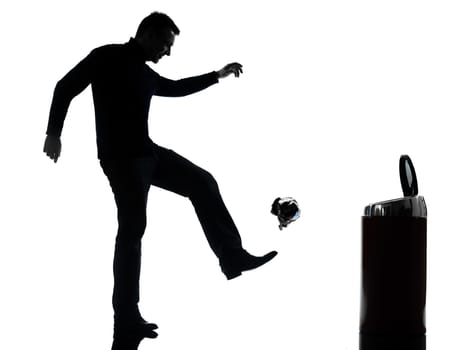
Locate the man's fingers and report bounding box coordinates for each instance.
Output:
[45,150,58,163]
[232,63,242,77]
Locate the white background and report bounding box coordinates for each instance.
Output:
[1,0,466,349]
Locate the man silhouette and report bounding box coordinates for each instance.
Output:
[43,11,277,342]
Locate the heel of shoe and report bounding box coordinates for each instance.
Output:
[225,269,242,280]
[221,263,242,280]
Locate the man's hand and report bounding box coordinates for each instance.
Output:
[43,135,62,163]
[217,62,243,79]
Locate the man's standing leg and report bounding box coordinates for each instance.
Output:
[100,158,158,339]
[150,144,277,279]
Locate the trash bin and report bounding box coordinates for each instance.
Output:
[359,334,426,350]
[360,155,427,335]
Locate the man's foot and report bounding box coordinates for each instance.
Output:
[114,317,158,340]
[220,250,278,280]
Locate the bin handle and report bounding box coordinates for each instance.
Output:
[399,155,418,197]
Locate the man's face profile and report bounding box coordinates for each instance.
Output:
[147,30,175,64]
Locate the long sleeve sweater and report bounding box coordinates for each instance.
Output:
[46,38,219,160]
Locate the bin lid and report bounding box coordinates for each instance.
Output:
[364,155,427,217]
[364,196,427,217]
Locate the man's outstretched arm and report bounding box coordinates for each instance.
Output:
[152,62,243,97]
[44,50,97,162]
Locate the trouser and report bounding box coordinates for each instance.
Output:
[100,144,243,320]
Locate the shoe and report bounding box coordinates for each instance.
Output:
[220,250,278,280]
[114,317,158,340]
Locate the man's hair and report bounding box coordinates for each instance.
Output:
[136,12,180,38]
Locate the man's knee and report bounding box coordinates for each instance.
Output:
[194,170,219,195]
[116,213,147,242]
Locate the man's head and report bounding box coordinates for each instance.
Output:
[135,12,180,63]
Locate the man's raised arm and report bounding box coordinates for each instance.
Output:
[152,62,243,97]
[44,50,97,162]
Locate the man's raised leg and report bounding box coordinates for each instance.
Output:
[149,144,277,279]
